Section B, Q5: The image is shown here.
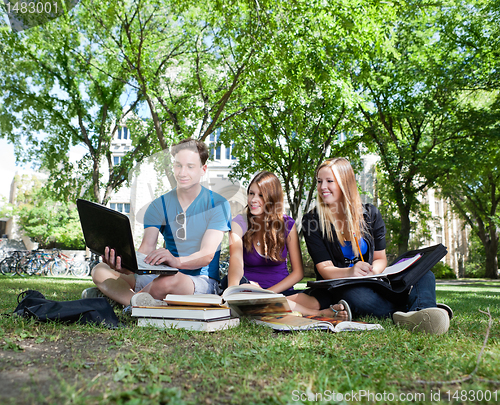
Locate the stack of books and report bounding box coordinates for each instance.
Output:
[132,295,240,332]
[132,284,383,333]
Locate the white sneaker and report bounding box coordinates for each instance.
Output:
[130,292,168,307]
[81,287,103,299]
[82,287,122,309]
[393,308,450,335]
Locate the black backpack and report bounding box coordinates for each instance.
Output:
[13,290,121,328]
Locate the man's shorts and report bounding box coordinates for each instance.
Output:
[134,273,218,295]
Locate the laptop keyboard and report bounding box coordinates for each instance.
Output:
[136,251,177,271]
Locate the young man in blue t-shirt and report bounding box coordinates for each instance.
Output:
[83,139,231,307]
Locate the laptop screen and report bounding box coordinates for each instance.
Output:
[76,199,139,272]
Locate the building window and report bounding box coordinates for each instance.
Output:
[436,227,443,244]
[110,203,130,214]
[113,156,122,166]
[209,129,221,160]
[117,126,129,140]
[435,200,441,216]
[224,143,237,160]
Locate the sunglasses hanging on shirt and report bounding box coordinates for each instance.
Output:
[175,212,186,240]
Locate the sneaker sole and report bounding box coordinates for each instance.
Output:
[437,303,453,319]
[393,308,449,335]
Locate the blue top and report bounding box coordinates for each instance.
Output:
[340,237,368,267]
[144,186,231,280]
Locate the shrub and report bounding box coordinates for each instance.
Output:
[464,233,486,278]
[432,261,456,279]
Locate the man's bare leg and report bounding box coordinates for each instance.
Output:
[91,263,136,306]
[141,272,195,299]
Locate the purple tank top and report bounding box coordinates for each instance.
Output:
[233,214,295,291]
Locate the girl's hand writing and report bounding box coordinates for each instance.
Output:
[349,261,373,277]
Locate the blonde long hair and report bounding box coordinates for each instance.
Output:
[316,158,367,257]
[243,171,286,262]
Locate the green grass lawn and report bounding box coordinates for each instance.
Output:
[0,276,499,404]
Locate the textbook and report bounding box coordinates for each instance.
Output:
[221,284,291,317]
[307,244,448,294]
[252,314,384,333]
[163,294,226,307]
[310,253,422,285]
[164,284,291,317]
[137,317,240,332]
[131,305,231,321]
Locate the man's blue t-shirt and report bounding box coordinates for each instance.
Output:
[143,186,231,280]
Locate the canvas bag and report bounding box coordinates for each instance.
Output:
[13,290,121,328]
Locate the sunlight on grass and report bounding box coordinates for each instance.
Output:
[1,276,499,404]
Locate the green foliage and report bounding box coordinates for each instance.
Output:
[354,2,473,255]
[14,176,84,249]
[0,1,155,204]
[464,233,487,279]
[221,0,382,219]
[432,261,456,280]
[437,137,500,279]
[0,196,14,219]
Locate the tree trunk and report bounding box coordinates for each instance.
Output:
[484,232,499,279]
[397,202,411,255]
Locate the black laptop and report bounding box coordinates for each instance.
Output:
[76,199,178,275]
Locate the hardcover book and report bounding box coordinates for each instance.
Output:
[131,305,231,321]
[137,317,240,332]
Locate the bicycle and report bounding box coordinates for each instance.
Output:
[87,252,101,272]
[15,249,51,276]
[64,253,91,278]
[46,249,70,277]
[31,250,58,276]
[0,250,27,276]
[0,251,19,276]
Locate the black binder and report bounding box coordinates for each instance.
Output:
[306,244,448,294]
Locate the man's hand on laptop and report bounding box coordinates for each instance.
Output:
[102,247,133,275]
[144,248,181,269]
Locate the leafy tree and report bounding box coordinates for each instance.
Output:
[221,0,393,220]
[12,174,85,249]
[438,137,499,279]
[436,0,500,93]
[433,0,500,278]
[17,198,85,249]
[82,0,266,186]
[354,2,471,255]
[0,3,154,204]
